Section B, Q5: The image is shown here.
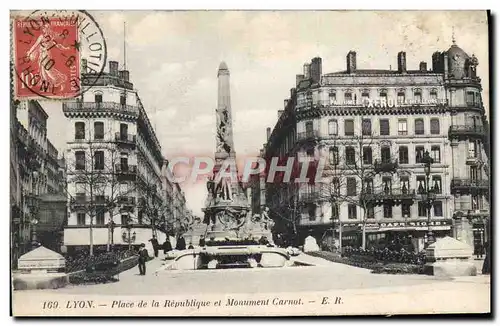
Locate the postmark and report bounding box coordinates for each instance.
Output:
[13,10,107,99]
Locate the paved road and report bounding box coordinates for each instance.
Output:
[33,254,465,295]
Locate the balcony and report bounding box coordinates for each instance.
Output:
[448,125,485,140]
[69,195,110,209]
[363,189,416,206]
[373,159,398,174]
[115,164,137,181]
[63,102,138,117]
[466,154,483,166]
[451,178,489,194]
[117,196,136,206]
[115,133,136,147]
[297,130,321,142]
[299,192,322,203]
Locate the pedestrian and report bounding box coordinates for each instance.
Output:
[476,243,484,259]
[137,243,149,275]
[482,241,490,275]
[149,236,159,258]
[199,235,206,247]
[162,238,172,256]
[176,235,186,251]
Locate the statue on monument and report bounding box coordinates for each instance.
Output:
[216,108,232,154]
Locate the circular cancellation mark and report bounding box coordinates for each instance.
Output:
[13,10,107,99]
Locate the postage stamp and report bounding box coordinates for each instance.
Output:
[12,10,107,99]
[9,9,491,317]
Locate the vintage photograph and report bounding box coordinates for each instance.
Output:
[10,10,490,316]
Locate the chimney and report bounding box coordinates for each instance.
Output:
[278,110,284,118]
[290,88,295,97]
[310,57,322,83]
[119,70,130,82]
[303,63,311,79]
[266,127,271,141]
[296,74,305,86]
[397,51,407,73]
[284,99,289,108]
[109,61,118,76]
[432,51,442,72]
[346,51,356,74]
[419,61,427,72]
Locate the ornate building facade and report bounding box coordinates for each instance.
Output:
[62,60,169,253]
[262,43,489,252]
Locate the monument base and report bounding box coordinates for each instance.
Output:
[13,272,69,290]
[424,259,477,277]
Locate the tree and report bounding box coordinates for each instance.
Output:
[65,120,139,256]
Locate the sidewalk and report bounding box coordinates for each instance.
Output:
[118,256,166,279]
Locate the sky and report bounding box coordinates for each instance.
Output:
[41,10,490,216]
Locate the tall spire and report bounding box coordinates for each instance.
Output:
[452,26,456,45]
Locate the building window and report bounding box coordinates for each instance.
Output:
[328,119,338,136]
[121,214,129,225]
[430,118,440,134]
[397,91,405,104]
[471,195,481,210]
[379,91,387,103]
[398,119,407,135]
[120,123,128,139]
[308,204,316,221]
[383,203,393,218]
[416,176,426,194]
[77,212,86,225]
[431,146,441,163]
[402,203,411,218]
[415,119,425,135]
[399,146,409,164]
[361,91,370,105]
[432,176,442,194]
[75,122,85,140]
[306,147,314,157]
[362,119,372,136]
[413,90,422,103]
[120,153,129,170]
[96,211,105,225]
[364,178,374,194]
[95,93,103,103]
[75,182,86,196]
[331,178,340,196]
[329,147,339,165]
[415,146,425,163]
[138,210,143,224]
[418,202,427,217]
[94,151,104,170]
[470,166,478,181]
[348,204,357,219]
[430,90,438,102]
[466,91,474,106]
[401,176,410,194]
[468,141,477,158]
[347,178,357,196]
[120,93,126,106]
[329,92,336,105]
[433,201,443,217]
[345,147,355,165]
[363,147,372,165]
[381,146,391,163]
[331,202,339,220]
[94,122,104,140]
[366,205,375,219]
[75,151,85,170]
[344,92,353,104]
[380,119,390,136]
[382,177,392,194]
[344,119,354,136]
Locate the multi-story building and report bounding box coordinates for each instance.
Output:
[15,100,64,255]
[62,60,168,253]
[262,42,489,253]
[10,64,21,265]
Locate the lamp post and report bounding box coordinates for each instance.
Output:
[122,217,136,251]
[29,170,40,250]
[422,150,436,247]
[107,219,116,252]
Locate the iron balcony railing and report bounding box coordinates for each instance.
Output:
[362,188,416,202]
[297,130,321,141]
[115,133,136,144]
[451,178,489,191]
[117,196,136,206]
[448,125,485,139]
[114,164,138,174]
[63,102,138,116]
[373,159,398,174]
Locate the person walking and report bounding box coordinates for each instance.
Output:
[138,243,149,275]
[175,235,186,251]
[149,236,159,258]
[482,240,490,275]
[162,238,172,257]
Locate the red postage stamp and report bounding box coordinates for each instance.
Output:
[13,16,80,99]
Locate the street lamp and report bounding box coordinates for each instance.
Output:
[107,219,116,252]
[29,170,40,250]
[122,219,136,251]
[422,150,436,247]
